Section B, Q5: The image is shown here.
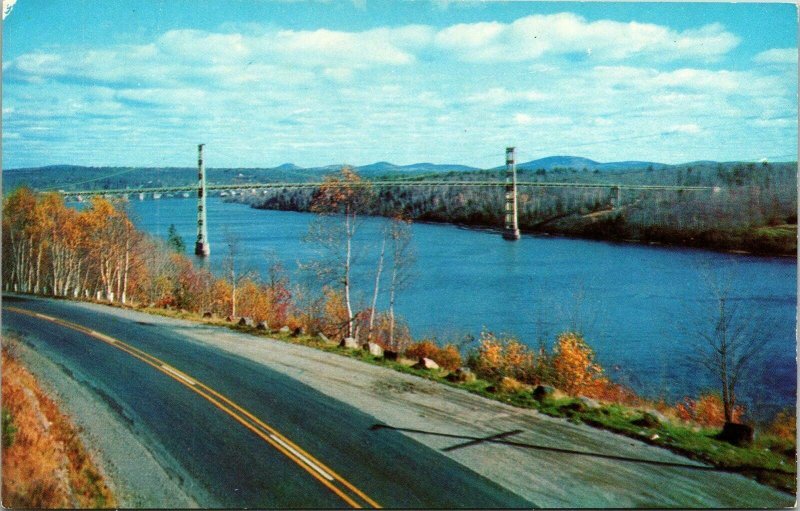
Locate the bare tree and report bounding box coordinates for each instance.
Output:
[222,230,254,318]
[691,268,770,424]
[366,227,387,343]
[387,215,415,350]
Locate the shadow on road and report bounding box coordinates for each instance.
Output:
[370,424,791,477]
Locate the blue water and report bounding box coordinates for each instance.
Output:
[125,196,797,415]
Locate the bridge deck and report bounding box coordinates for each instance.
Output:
[56,180,717,197]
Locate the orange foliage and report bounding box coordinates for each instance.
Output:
[471,332,544,384]
[674,393,744,428]
[552,332,606,396]
[767,409,796,441]
[2,347,115,508]
[321,287,349,340]
[405,340,462,371]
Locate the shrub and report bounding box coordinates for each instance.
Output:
[552,332,606,396]
[674,393,744,428]
[320,287,349,340]
[766,409,796,442]
[405,340,462,371]
[496,376,527,394]
[469,331,542,383]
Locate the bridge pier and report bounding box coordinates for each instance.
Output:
[611,186,622,210]
[502,147,521,241]
[194,143,211,257]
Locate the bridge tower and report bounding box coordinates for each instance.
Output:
[194,144,211,256]
[503,147,521,240]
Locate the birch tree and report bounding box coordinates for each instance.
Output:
[307,167,374,340]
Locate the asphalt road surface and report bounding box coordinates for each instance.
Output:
[2,295,531,509]
[2,295,794,508]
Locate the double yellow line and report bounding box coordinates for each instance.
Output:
[4,305,381,509]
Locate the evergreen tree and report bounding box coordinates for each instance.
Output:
[166,224,185,254]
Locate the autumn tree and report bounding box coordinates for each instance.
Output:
[3,188,46,294]
[82,198,141,303]
[307,167,374,340]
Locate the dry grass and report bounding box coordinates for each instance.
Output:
[2,346,116,508]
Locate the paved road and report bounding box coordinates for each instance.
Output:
[2,295,794,508]
[2,296,532,509]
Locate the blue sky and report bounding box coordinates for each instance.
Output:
[3,0,797,168]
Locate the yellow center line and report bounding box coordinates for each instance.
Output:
[4,305,381,509]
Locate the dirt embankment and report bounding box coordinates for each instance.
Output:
[2,344,116,508]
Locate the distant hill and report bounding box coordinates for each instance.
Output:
[355,161,479,174]
[512,155,668,172]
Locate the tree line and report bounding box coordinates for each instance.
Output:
[243,161,796,255]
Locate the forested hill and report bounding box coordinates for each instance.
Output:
[2,161,482,192]
[240,160,798,256]
[3,156,673,192]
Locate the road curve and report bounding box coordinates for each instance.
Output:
[2,296,532,509]
[2,295,794,508]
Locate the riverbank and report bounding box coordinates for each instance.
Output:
[148,305,795,494]
[1,340,116,508]
[246,198,797,257]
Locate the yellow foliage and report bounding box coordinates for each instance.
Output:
[497,376,527,394]
[321,287,349,340]
[552,332,605,396]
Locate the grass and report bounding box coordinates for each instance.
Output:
[1,342,116,508]
[35,299,800,495]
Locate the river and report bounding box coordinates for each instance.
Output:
[124,196,796,417]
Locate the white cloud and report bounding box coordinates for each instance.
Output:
[466,87,547,105]
[668,123,701,134]
[754,48,798,65]
[434,13,738,62]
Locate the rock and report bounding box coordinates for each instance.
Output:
[413,357,440,370]
[238,317,254,327]
[446,367,476,384]
[366,342,384,357]
[202,311,213,319]
[225,315,234,322]
[533,385,557,402]
[632,412,662,429]
[340,337,359,349]
[578,396,601,409]
[643,409,670,424]
[717,422,754,447]
[649,433,660,441]
[179,308,188,314]
[384,350,399,361]
[317,332,332,344]
[279,326,291,334]
[256,321,269,330]
[559,400,587,413]
[291,326,306,337]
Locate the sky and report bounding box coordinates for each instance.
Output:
[2,0,797,169]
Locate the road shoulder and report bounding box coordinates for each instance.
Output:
[4,335,199,509]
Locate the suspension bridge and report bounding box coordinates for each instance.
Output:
[56,145,718,254]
